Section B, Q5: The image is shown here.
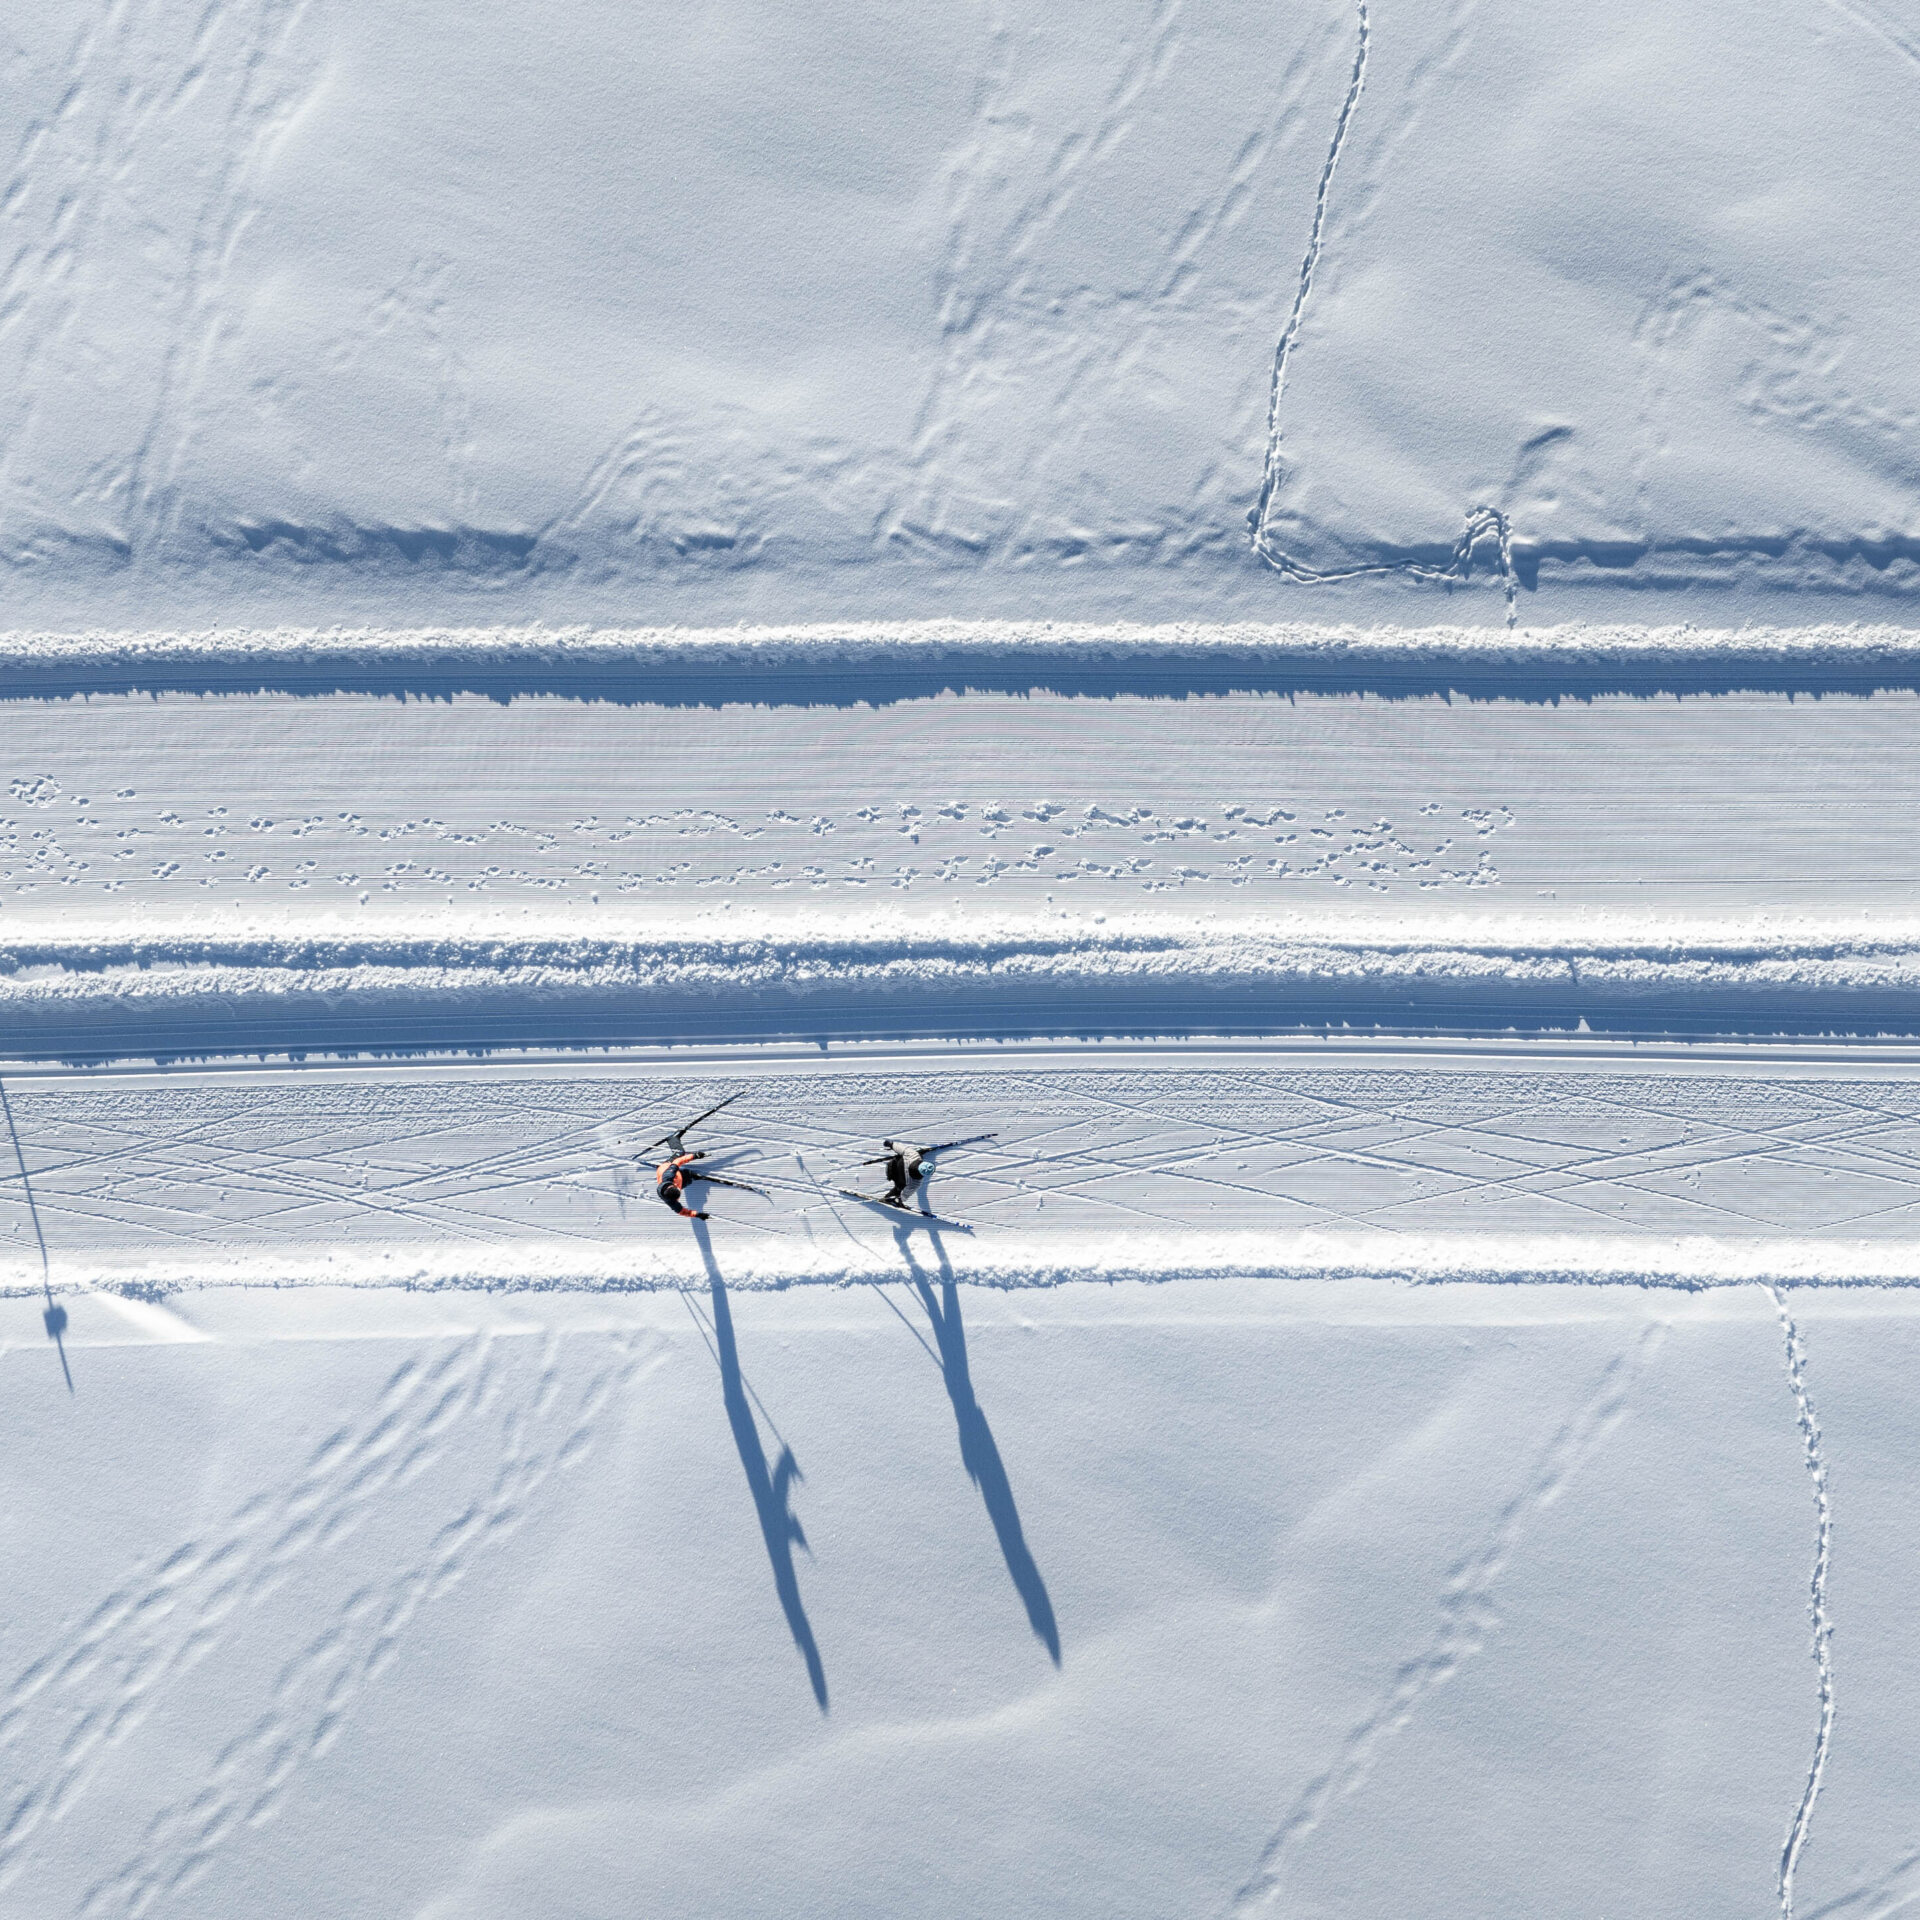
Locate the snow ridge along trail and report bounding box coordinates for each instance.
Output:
[28,921,1920,1058]
[15,622,1920,1053]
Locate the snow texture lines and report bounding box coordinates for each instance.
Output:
[548,0,1282,578]
[0,0,321,564]
[1631,273,1920,545]
[869,0,1341,571]
[1226,1327,1658,1917]
[0,1329,645,1908]
[361,256,481,524]
[1804,1850,1920,1920]
[911,0,1186,403]
[1770,1286,1835,1920]
[124,0,320,555]
[23,1057,1920,1294]
[1819,0,1920,81]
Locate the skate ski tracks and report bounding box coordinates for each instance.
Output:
[12,1055,1920,1294]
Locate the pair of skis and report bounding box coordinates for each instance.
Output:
[838,1131,995,1230]
[846,1132,996,1169]
[835,1190,975,1233]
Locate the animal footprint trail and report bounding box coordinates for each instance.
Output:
[1227,1326,1661,1918]
[1768,1286,1834,1920]
[0,1336,491,1886]
[72,1336,645,1920]
[1247,1,1519,625]
[0,776,1524,913]
[0,1330,646,1910]
[1250,0,1369,552]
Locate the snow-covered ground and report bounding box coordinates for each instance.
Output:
[9,0,1920,1911]
[6,0,1920,624]
[0,1038,1905,1911]
[2,1273,1906,1920]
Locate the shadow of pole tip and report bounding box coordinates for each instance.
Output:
[44,1304,73,1395]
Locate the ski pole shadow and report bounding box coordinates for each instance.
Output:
[1,1075,70,1395]
[691,1222,828,1711]
[898,1222,1060,1665]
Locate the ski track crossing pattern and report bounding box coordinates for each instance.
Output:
[10,1053,1920,1289]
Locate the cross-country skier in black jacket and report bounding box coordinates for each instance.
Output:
[656,1152,710,1221]
[881,1140,928,1208]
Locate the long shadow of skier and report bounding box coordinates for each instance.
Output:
[692,1222,828,1711]
[898,1222,1060,1665]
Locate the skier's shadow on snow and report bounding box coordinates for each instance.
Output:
[898,1225,1061,1666]
[692,1224,829,1711]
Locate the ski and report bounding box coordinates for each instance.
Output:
[851,1132,996,1169]
[694,1172,767,1196]
[641,1090,743,1156]
[838,1190,974,1233]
